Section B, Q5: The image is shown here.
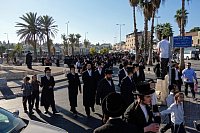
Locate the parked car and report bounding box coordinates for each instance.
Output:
[0,107,67,133]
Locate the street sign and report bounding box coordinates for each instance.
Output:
[173,36,192,47]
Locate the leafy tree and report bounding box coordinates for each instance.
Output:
[89,47,97,55]
[39,15,58,57]
[14,43,23,57]
[68,34,77,55]
[61,34,68,55]
[190,27,200,32]
[0,45,6,57]
[100,48,109,54]
[84,39,90,48]
[16,12,40,59]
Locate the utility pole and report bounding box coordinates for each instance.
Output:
[116,24,125,51]
[66,21,69,55]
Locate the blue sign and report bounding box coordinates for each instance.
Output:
[173,36,192,48]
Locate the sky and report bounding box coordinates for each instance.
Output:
[0,0,199,45]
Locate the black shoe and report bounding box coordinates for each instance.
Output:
[44,111,49,114]
[36,109,41,113]
[24,110,28,113]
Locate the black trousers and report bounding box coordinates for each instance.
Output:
[44,99,57,113]
[175,80,182,92]
[32,91,40,109]
[23,95,32,112]
[161,58,169,79]
[171,123,186,133]
[185,82,195,98]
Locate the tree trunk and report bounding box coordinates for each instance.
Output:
[33,35,37,60]
[47,33,51,57]
[144,17,148,64]
[133,6,139,63]
[147,8,156,66]
[72,45,74,55]
[180,0,185,70]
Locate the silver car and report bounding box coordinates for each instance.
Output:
[0,107,67,133]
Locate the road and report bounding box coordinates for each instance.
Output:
[1,60,200,133]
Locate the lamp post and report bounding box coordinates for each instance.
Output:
[116,24,125,51]
[66,21,69,55]
[4,33,9,63]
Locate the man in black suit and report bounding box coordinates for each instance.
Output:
[82,61,96,117]
[124,82,160,133]
[40,67,58,114]
[94,62,105,89]
[94,92,138,133]
[171,62,182,92]
[118,61,128,87]
[132,63,145,86]
[96,69,115,106]
[121,66,136,108]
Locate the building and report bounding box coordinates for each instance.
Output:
[112,42,125,51]
[125,31,151,51]
[185,31,200,47]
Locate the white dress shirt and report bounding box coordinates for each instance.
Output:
[160,102,184,125]
[140,104,149,122]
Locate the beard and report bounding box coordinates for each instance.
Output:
[107,77,112,80]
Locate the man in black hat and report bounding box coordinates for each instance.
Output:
[124,81,160,133]
[171,62,182,92]
[118,61,128,87]
[67,65,81,116]
[120,66,136,108]
[94,92,138,133]
[40,67,58,114]
[26,51,32,69]
[94,62,105,89]
[82,61,96,117]
[96,68,115,106]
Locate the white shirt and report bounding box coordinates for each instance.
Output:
[157,39,169,58]
[151,92,158,106]
[175,68,179,80]
[87,70,92,76]
[98,68,102,75]
[140,104,149,122]
[123,68,128,76]
[160,102,184,125]
[166,92,174,107]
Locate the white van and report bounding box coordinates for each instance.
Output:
[184,49,199,60]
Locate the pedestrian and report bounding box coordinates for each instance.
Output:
[160,92,186,133]
[75,59,82,73]
[120,66,136,108]
[82,61,96,117]
[153,61,161,78]
[31,74,41,113]
[132,63,145,85]
[182,62,198,100]
[171,62,183,92]
[124,81,160,133]
[67,65,82,116]
[26,51,32,69]
[94,62,105,88]
[157,35,169,80]
[94,92,138,133]
[21,76,33,115]
[40,67,58,114]
[118,61,128,87]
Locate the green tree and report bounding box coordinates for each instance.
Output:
[68,34,77,55]
[129,0,139,62]
[0,45,6,57]
[14,43,23,57]
[39,15,58,57]
[84,39,90,48]
[189,27,200,32]
[16,12,40,59]
[75,34,81,54]
[61,34,68,55]
[90,47,97,55]
[100,48,109,54]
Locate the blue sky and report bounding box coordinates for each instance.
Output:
[0,0,199,45]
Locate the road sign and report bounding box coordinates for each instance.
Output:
[173,36,192,47]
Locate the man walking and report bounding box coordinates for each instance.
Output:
[182,62,198,100]
[157,36,169,80]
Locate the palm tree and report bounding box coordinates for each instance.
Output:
[129,0,139,62]
[75,34,81,54]
[155,24,163,41]
[39,15,58,57]
[61,34,68,55]
[68,34,77,55]
[16,12,40,59]
[174,9,188,35]
[84,39,90,48]
[162,23,173,37]
[174,8,189,69]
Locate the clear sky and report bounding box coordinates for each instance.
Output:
[0,0,199,45]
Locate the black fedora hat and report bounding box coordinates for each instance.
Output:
[102,92,126,117]
[105,68,113,74]
[133,63,139,67]
[133,81,155,95]
[126,66,134,74]
[69,64,75,69]
[86,60,92,65]
[44,67,51,72]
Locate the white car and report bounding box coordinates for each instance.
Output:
[0,107,67,133]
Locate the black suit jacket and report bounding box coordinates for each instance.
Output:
[94,69,105,87]
[118,68,127,86]
[121,76,136,107]
[132,68,145,86]
[93,118,138,133]
[124,102,154,133]
[96,78,115,104]
[82,70,96,107]
[171,68,183,85]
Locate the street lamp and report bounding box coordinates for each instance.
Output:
[66,21,70,55]
[116,24,125,50]
[4,33,9,49]
[85,32,88,41]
